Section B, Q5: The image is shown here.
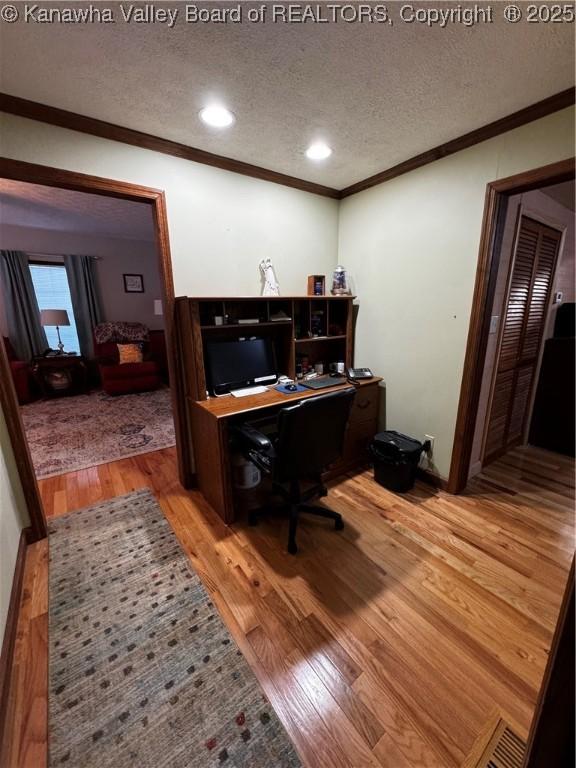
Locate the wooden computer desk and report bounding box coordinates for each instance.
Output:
[190,377,382,524]
[174,295,381,522]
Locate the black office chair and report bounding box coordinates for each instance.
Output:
[233,388,355,554]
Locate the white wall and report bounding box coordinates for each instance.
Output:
[95,243,164,330]
[0,224,165,331]
[469,188,575,476]
[338,107,575,479]
[0,113,339,299]
[0,404,30,647]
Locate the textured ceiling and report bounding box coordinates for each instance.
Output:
[1,2,574,188]
[541,180,575,211]
[0,179,155,240]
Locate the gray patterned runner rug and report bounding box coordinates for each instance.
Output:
[49,489,301,768]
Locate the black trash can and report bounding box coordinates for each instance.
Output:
[370,431,427,492]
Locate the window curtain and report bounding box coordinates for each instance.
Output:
[0,250,47,359]
[64,254,102,358]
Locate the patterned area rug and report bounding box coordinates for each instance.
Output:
[21,388,175,479]
[49,489,301,768]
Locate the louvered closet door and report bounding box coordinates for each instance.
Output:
[484,216,561,463]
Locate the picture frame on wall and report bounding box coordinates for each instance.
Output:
[123,273,144,293]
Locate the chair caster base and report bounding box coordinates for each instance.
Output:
[288,541,298,555]
[335,517,344,531]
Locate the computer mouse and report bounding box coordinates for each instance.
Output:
[285,383,298,391]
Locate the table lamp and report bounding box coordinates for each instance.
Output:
[40,309,70,353]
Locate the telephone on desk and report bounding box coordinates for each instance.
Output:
[347,367,374,381]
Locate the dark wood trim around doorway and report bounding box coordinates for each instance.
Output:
[0,526,31,753]
[0,337,45,542]
[0,157,191,514]
[447,157,575,494]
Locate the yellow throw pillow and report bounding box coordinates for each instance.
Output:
[117,343,143,365]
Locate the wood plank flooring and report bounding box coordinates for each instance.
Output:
[2,444,574,768]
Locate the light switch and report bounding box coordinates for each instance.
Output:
[489,315,499,334]
[553,291,563,304]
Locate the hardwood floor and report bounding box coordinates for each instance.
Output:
[2,444,574,768]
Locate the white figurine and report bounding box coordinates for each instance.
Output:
[259,258,280,296]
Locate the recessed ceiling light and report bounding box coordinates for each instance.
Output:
[199,105,235,128]
[305,142,332,161]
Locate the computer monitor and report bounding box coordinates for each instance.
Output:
[205,338,277,395]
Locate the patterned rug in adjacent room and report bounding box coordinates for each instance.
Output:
[21,388,175,479]
[49,489,301,768]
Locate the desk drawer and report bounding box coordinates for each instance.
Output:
[351,384,379,424]
[344,421,376,462]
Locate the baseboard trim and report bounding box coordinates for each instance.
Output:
[0,526,30,753]
[468,460,483,479]
[417,468,448,491]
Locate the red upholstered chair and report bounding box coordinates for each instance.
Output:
[93,322,163,396]
[3,337,34,404]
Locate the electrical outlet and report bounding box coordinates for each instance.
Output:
[424,435,435,455]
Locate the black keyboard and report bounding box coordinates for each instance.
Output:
[300,376,341,390]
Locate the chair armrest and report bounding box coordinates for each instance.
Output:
[232,424,276,458]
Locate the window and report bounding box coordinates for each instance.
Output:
[29,263,81,354]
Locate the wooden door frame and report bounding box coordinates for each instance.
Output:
[0,335,45,541]
[448,157,575,494]
[0,157,187,540]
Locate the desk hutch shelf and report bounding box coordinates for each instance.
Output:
[175,295,355,402]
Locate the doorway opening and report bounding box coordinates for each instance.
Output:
[0,158,185,541]
[448,158,575,494]
[469,182,574,477]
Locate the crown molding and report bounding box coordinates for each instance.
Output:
[340,88,575,198]
[1,88,574,200]
[0,93,340,199]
